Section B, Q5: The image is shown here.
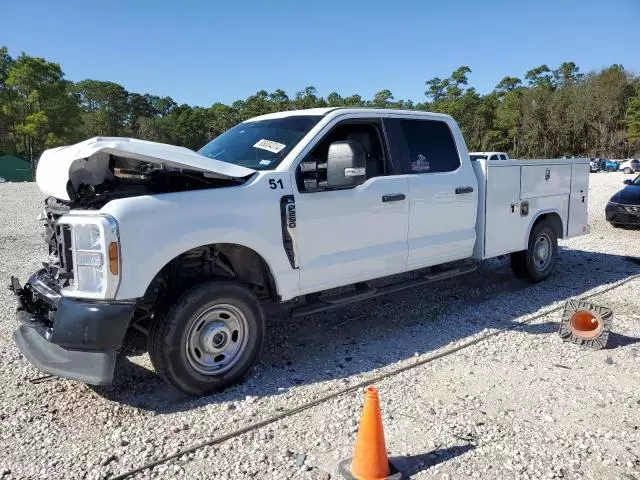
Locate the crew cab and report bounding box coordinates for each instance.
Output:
[10,108,591,395]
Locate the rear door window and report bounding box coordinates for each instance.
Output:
[383,118,460,174]
[489,154,499,160]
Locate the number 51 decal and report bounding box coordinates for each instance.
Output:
[269,179,285,190]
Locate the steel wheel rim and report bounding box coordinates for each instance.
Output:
[185,304,249,375]
[533,232,552,271]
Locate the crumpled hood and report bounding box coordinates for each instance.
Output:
[36,137,256,201]
[610,184,640,205]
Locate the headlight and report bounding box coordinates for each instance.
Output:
[58,214,120,299]
[75,223,105,292]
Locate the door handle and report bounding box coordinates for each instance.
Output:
[382,193,406,203]
[455,186,474,194]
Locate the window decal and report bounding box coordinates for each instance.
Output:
[253,139,286,154]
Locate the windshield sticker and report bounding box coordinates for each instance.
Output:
[259,159,272,166]
[253,139,286,154]
[411,154,431,172]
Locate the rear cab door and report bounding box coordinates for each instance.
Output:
[383,114,478,269]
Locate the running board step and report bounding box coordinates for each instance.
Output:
[292,264,478,318]
[322,285,377,305]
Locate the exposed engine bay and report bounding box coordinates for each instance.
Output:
[35,136,256,202]
[36,152,250,295]
[65,155,247,209]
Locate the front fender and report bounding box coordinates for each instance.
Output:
[101,181,299,301]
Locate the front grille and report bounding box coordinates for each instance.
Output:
[609,203,640,214]
[43,198,74,287]
[55,224,74,275]
[607,203,640,224]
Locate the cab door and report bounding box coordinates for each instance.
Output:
[383,117,478,269]
[291,118,410,294]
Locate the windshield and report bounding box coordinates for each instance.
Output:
[470,154,488,161]
[198,115,322,170]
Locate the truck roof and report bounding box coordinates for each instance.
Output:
[246,107,455,122]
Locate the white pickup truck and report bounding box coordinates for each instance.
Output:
[10,108,590,395]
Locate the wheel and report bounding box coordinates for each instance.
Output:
[624,167,632,174]
[148,280,265,395]
[510,220,558,283]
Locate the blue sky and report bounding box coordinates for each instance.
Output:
[3,0,638,106]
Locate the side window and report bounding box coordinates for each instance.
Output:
[499,154,507,160]
[489,154,499,161]
[296,121,387,191]
[385,118,460,174]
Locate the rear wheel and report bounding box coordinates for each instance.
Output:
[624,167,632,174]
[511,220,558,283]
[148,280,265,395]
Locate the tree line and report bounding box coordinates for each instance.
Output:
[1,46,639,162]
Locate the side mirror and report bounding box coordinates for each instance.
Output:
[326,140,366,189]
[623,179,633,185]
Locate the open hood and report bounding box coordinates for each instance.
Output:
[36,137,256,201]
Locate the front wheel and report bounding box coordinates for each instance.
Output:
[623,167,632,174]
[148,281,265,395]
[510,220,558,283]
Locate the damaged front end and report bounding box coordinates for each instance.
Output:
[9,196,134,385]
[60,155,250,210]
[10,136,256,384]
[35,136,256,204]
[10,271,135,385]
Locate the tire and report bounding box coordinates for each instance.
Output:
[624,167,632,174]
[148,280,265,395]
[510,220,558,283]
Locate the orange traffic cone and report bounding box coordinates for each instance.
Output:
[339,386,403,480]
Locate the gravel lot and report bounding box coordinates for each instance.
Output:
[1,172,639,480]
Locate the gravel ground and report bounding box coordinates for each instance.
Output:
[1,172,639,480]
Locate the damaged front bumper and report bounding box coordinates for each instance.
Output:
[10,270,135,385]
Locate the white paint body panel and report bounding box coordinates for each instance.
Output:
[295,176,409,293]
[102,171,300,301]
[37,109,589,302]
[474,158,589,260]
[405,167,478,269]
[481,164,524,258]
[520,164,571,198]
[567,163,590,237]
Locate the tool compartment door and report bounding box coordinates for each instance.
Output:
[520,164,571,199]
[567,163,589,237]
[484,165,527,258]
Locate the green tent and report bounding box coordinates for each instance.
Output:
[0,154,33,182]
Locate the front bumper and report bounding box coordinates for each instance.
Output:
[10,270,135,385]
[606,202,640,226]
